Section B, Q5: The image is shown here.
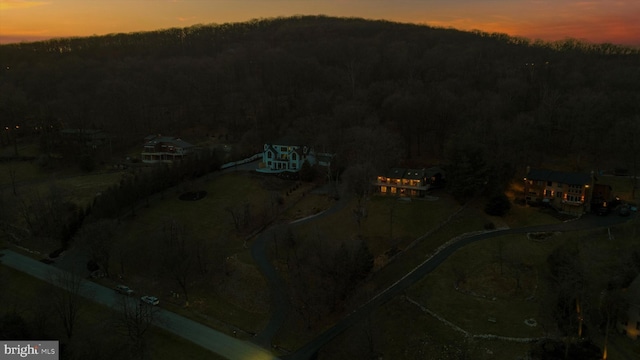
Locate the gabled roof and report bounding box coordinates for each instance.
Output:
[404,168,426,180]
[526,168,591,185]
[265,144,277,154]
[386,168,406,179]
[144,135,194,149]
[425,166,445,178]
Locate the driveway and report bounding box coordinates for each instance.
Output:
[288,212,636,359]
[0,249,279,360]
[251,186,350,348]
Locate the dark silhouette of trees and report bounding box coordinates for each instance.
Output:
[546,243,592,354]
[484,194,511,216]
[75,218,118,278]
[286,229,373,328]
[0,311,32,340]
[444,141,488,203]
[50,270,85,340]
[158,219,196,307]
[1,16,637,178]
[117,296,158,360]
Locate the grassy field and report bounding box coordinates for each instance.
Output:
[0,265,224,360]
[3,145,637,359]
[318,295,533,360]
[112,171,309,335]
[408,233,555,338]
[386,219,640,359]
[308,202,639,359]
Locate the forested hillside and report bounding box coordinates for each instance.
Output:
[1,16,639,180]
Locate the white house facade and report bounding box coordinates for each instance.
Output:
[259,143,311,173]
[257,139,334,174]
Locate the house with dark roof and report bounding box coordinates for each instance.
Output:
[141,135,195,164]
[257,137,333,173]
[374,167,443,197]
[523,167,596,215]
[617,274,640,340]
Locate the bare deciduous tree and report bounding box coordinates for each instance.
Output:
[75,218,118,277]
[117,296,157,360]
[50,270,85,340]
[160,219,195,306]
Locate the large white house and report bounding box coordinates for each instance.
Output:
[257,139,332,173]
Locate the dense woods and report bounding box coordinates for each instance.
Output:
[2,16,640,359]
[1,15,639,179]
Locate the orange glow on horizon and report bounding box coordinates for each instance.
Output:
[0,0,639,46]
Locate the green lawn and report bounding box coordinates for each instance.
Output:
[307,207,639,359]
[318,295,533,360]
[114,172,283,334]
[0,160,43,186]
[408,233,555,338]
[502,203,562,228]
[274,193,474,350]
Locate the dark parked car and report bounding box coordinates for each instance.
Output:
[140,295,159,306]
[115,284,134,295]
[618,205,631,217]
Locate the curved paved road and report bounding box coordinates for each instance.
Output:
[251,190,351,348]
[288,212,636,360]
[0,249,278,360]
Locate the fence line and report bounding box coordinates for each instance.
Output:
[220,153,261,169]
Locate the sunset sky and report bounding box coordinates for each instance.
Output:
[1,0,639,46]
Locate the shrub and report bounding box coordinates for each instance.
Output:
[484,194,511,216]
[79,154,96,172]
[484,221,496,230]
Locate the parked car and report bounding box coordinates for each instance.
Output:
[618,204,631,217]
[140,295,159,306]
[114,285,134,295]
